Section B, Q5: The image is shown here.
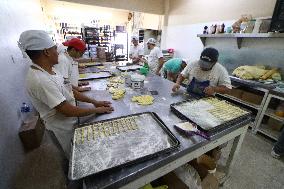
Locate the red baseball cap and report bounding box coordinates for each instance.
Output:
[63,38,86,52]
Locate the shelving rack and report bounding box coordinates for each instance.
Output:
[254,93,284,140]
[83,26,114,60]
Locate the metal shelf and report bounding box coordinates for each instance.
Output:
[258,124,281,140]
[197,33,284,49]
[217,93,261,110]
[197,33,284,38]
[265,108,284,122]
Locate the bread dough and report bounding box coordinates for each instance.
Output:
[131,95,154,105]
[111,88,126,100]
[204,98,248,121]
[108,76,124,84]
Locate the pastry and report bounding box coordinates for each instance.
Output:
[131,95,154,105]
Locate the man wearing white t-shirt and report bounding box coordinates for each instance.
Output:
[18,30,113,157]
[146,38,164,75]
[129,36,144,63]
[55,38,90,92]
[172,48,231,96]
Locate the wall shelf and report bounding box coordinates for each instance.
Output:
[197,33,284,49]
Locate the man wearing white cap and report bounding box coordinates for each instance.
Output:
[18,30,113,157]
[129,35,144,63]
[146,38,164,75]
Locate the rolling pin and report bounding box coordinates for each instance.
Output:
[260,68,278,80]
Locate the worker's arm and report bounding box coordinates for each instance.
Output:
[172,74,186,92]
[204,85,229,96]
[156,57,164,75]
[132,55,143,64]
[72,85,91,92]
[55,101,113,117]
[73,89,112,107]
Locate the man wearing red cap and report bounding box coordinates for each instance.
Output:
[55,38,91,91]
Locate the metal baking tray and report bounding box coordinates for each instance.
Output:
[68,112,180,180]
[116,65,142,72]
[79,62,104,67]
[79,71,113,81]
[170,97,251,135]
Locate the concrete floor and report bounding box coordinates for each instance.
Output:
[5,130,284,189]
[221,130,284,189]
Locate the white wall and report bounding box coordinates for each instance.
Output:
[59,0,165,14]
[162,0,277,60]
[167,0,276,26]
[0,0,45,188]
[43,0,130,27]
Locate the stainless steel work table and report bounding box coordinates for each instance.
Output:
[77,67,251,189]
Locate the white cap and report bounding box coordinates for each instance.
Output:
[182,58,189,64]
[146,38,156,45]
[18,30,55,58]
[131,35,138,41]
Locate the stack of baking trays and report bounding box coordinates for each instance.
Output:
[68,112,179,180]
[170,97,251,135]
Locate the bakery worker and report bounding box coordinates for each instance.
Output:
[172,47,231,96]
[163,58,188,82]
[129,35,144,63]
[55,38,90,92]
[146,38,164,75]
[18,30,114,157]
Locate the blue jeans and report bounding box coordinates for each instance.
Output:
[274,129,284,155]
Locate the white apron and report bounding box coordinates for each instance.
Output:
[32,64,77,158]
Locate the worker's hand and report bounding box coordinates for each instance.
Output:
[204,86,215,96]
[79,67,85,74]
[93,100,112,107]
[78,81,89,86]
[172,84,180,92]
[77,87,91,92]
[94,106,114,114]
[155,71,161,76]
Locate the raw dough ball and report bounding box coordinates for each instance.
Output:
[112,89,126,100]
[131,95,154,105]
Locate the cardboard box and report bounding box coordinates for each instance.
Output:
[18,116,45,151]
[161,172,188,189]
[241,91,263,105]
[267,117,283,132]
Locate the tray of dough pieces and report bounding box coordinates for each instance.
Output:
[68,112,180,180]
[170,97,251,135]
[79,62,104,67]
[116,65,142,72]
[79,71,113,81]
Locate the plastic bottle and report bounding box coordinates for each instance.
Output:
[20,103,32,124]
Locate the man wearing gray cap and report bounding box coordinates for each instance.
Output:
[172,47,231,96]
[18,30,113,157]
[129,35,144,63]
